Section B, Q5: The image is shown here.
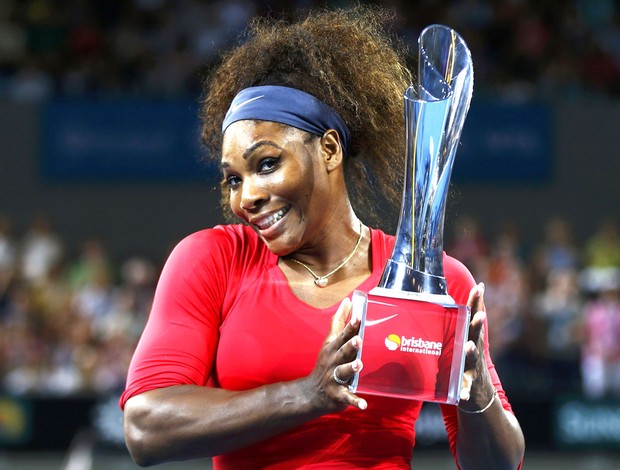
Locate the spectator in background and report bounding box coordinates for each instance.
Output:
[66,237,114,290]
[2,318,48,394]
[580,267,620,398]
[0,214,17,271]
[91,256,155,393]
[43,311,94,395]
[447,214,489,279]
[529,216,580,293]
[5,57,54,101]
[18,214,64,285]
[541,217,580,272]
[113,256,155,335]
[0,214,18,316]
[584,217,620,269]
[0,1,27,75]
[578,217,620,398]
[533,268,582,391]
[479,223,528,361]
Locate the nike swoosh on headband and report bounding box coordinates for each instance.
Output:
[229,95,265,113]
[222,86,351,156]
[365,314,398,326]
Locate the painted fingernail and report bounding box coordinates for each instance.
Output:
[359,399,367,410]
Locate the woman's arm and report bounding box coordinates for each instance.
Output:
[123,298,367,466]
[455,284,525,470]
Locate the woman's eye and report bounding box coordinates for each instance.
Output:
[225,175,241,188]
[258,157,278,173]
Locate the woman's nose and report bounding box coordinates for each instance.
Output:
[239,177,268,211]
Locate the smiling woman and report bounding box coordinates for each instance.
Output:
[120,4,524,470]
[222,121,346,247]
[201,7,411,229]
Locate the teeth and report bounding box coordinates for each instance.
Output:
[257,207,289,230]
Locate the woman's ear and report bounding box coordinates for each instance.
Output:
[320,129,344,172]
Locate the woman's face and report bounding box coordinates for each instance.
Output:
[221,120,336,255]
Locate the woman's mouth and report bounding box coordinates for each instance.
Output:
[254,206,291,231]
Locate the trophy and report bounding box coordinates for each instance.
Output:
[349,25,474,404]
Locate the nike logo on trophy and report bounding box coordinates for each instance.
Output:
[365,314,398,326]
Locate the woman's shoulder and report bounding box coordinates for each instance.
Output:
[167,224,269,269]
[177,223,261,249]
[444,253,476,304]
[444,253,475,280]
[369,226,395,249]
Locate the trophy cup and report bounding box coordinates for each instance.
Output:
[349,25,474,404]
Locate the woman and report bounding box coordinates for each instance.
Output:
[121,6,524,469]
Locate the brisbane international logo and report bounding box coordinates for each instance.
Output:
[384,333,442,356]
[384,334,401,351]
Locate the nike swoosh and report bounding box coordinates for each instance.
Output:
[365,314,398,326]
[230,95,265,113]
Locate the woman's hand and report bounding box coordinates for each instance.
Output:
[304,297,368,413]
[459,282,496,411]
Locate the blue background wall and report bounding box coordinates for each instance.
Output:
[1,98,616,262]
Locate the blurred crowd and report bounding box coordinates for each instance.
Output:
[0,214,156,397]
[1,211,620,401]
[0,0,619,102]
[447,214,620,400]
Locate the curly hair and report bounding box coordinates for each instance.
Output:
[200,4,412,230]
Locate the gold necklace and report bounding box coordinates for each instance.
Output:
[286,221,364,288]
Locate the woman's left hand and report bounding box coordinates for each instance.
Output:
[459,282,496,410]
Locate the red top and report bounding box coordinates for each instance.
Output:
[121,224,515,469]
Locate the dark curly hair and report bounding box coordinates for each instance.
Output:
[200,4,412,230]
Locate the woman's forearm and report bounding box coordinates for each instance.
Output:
[455,286,525,469]
[123,298,364,466]
[124,379,320,466]
[455,394,525,470]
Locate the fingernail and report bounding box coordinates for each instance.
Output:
[478,282,485,294]
[351,359,362,371]
[359,399,367,410]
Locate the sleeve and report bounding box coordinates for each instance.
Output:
[438,254,518,465]
[119,229,234,409]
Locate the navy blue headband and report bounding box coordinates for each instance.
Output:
[222,85,351,156]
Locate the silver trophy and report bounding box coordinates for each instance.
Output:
[378,24,474,299]
[350,25,474,403]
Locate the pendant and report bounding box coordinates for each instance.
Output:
[315,277,328,288]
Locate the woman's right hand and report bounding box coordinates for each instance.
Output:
[303,297,368,413]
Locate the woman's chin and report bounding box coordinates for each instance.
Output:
[262,240,295,257]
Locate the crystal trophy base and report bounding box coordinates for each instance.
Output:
[350,288,470,404]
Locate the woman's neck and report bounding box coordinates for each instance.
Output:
[278,222,372,307]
